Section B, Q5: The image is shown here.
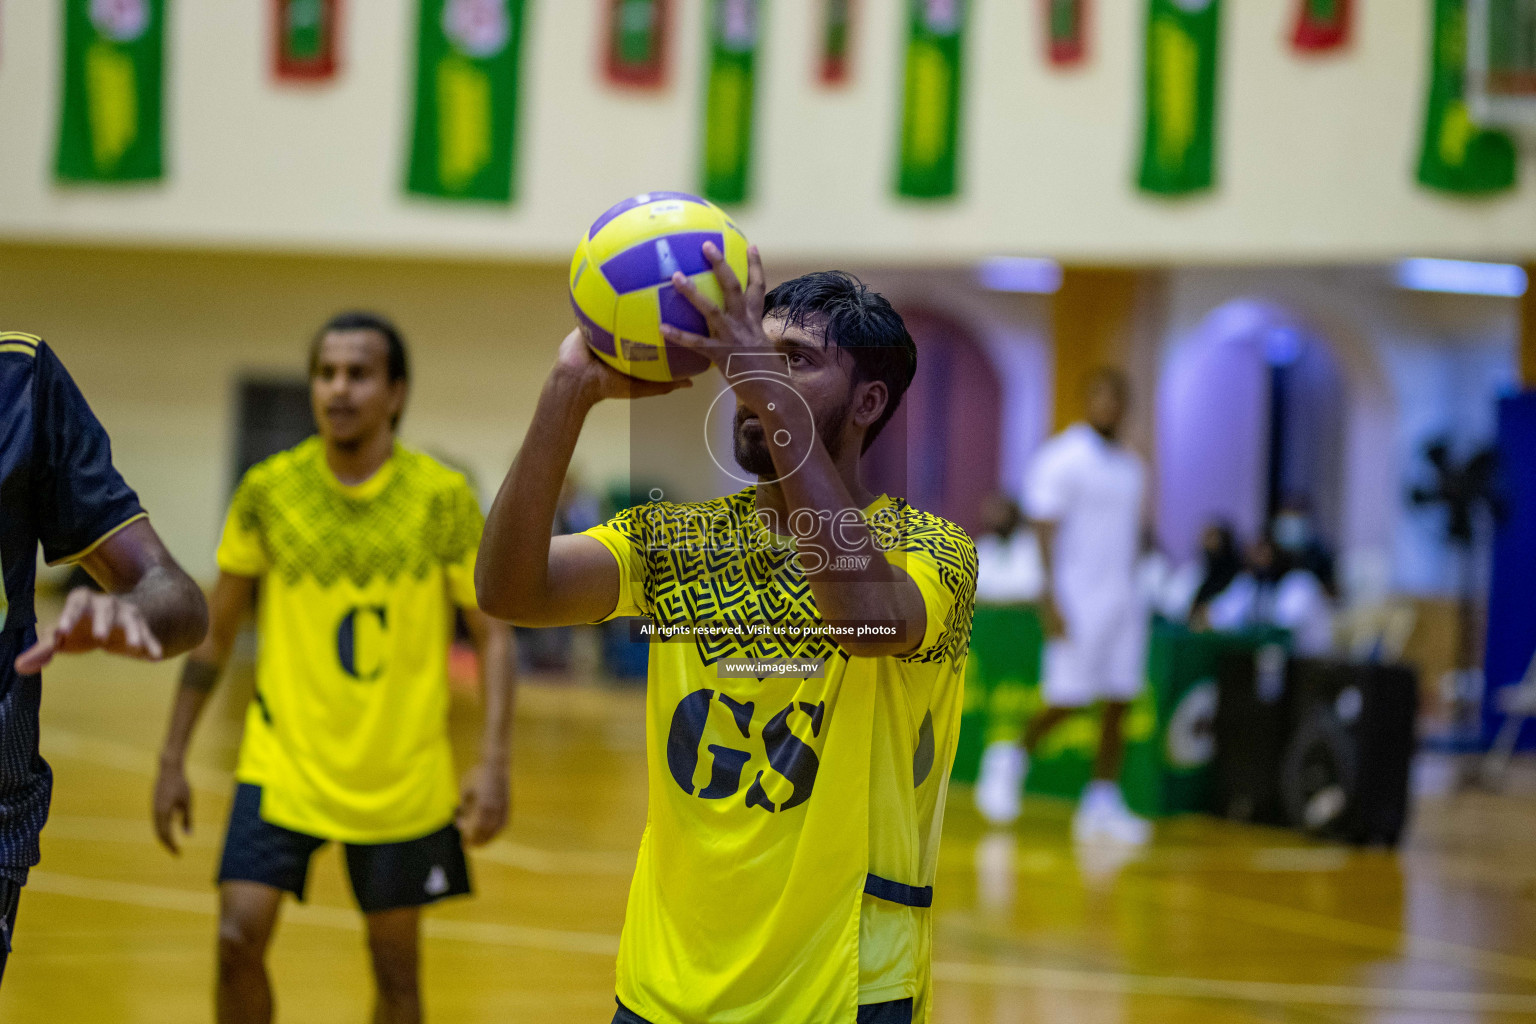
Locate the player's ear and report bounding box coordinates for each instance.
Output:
[852,379,888,433]
[388,379,409,423]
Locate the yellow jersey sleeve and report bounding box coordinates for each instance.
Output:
[216,474,269,578]
[883,512,977,666]
[582,505,651,621]
[441,477,484,609]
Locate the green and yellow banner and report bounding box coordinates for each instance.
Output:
[1137,0,1220,196]
[701,0,760,204]
[56,0,166,183]
[1417,0,1516,195]
[406,0,526,203]
[896,0,967,199]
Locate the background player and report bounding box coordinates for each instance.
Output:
[1,330,207,985]
[974,369,1152,845]
[150,313,515,1024]
[477,253,977,1024]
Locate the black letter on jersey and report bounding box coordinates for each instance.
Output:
[745,701,824,813]
[337,606,388,681]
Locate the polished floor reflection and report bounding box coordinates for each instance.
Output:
[3,645,1535,1023]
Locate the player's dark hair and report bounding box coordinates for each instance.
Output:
[309,311,411,429]
[310,311,411,385]
[763,272,917,451]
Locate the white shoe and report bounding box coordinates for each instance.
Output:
[1072,785,1152,847]
[974,742,1027,825]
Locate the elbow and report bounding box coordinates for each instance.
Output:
[474,573,530,625]
[164,576,211,658]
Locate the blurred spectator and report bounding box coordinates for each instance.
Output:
[1177,521,1244,626]
[556,471,604,535]
[1272,495,1337,598]
[1207,536,1335,655]
[974,493,1045,604]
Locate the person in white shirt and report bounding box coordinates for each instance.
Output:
[974,494,1045,605]
[1206,536,1335,656]
[975,369,1152,845]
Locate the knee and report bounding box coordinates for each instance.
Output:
[217,918,269,976]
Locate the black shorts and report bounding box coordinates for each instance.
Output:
[217,783,471,914]
[613,997,912,1024]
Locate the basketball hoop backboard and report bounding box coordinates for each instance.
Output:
[1468,0,1536,135]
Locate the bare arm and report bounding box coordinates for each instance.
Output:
[152,571,255,854]
[16,518,209,674]
[476,330,689,627]
[1031,518,1065,639]
[455,607,516,845]
[662,246,926,658]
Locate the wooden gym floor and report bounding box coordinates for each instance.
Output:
[3,638,1536,1023]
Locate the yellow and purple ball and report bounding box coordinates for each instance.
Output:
[569,191,751,382]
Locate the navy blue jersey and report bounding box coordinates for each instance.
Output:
[0,333,144,880]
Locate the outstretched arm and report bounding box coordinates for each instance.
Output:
[151,571,255,854]
[16,518,208,674]
[476,329,688,627]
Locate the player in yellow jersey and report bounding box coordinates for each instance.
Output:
[150,313,515,1024]
[478,253,977,1024]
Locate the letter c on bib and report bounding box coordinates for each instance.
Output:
[337,605,388,681]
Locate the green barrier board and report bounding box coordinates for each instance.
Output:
[954,607,1287,818]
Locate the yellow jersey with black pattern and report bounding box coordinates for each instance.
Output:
[583,489,976,1023]
[216,437,482,843]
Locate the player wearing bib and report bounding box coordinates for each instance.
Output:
[152,314,514,1024]
[478,261,977,1024]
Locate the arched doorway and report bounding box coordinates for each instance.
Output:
[864,308,1003,535]
[1156,299,1347,563]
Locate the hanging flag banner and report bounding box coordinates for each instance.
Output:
[701,0,760,204]
[406,0,526,203]
[1290,0,1351,51]
[1136,0,1220,196]
[820,0,854,84]
[274,0,341,81]
[1045,0,1089,66]
[896,0,967,199]
[55,0,166,183]
[1417,0,1516,194]
[605,0,672,88]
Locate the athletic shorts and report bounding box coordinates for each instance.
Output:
[1041,596,1148,708]
[0,877,20,984]
[217,784,471,914]
[613,997,913,1023]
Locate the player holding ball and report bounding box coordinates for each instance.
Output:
[478,197,977,1024]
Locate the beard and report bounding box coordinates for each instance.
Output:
[733,395,851,480]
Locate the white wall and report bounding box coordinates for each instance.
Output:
[2,2,1534,263]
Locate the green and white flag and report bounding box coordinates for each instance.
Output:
[56,0,166,183]
[1416,0,1516,195]
[405,0,526,203]
[896,0,966,199]
[701,0,760,204]
[1137,0,1220,196]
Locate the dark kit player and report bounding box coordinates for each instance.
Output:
[1,330,208,983]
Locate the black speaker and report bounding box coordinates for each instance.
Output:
[1214,643,1293,826]
[1282,660,1418,846]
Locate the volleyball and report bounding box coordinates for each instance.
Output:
[569,191,751,382]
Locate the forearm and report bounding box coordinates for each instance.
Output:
[478,371,594,619]
[159,657,221,766]
[758,407,911,641]
[476,625,515,766]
